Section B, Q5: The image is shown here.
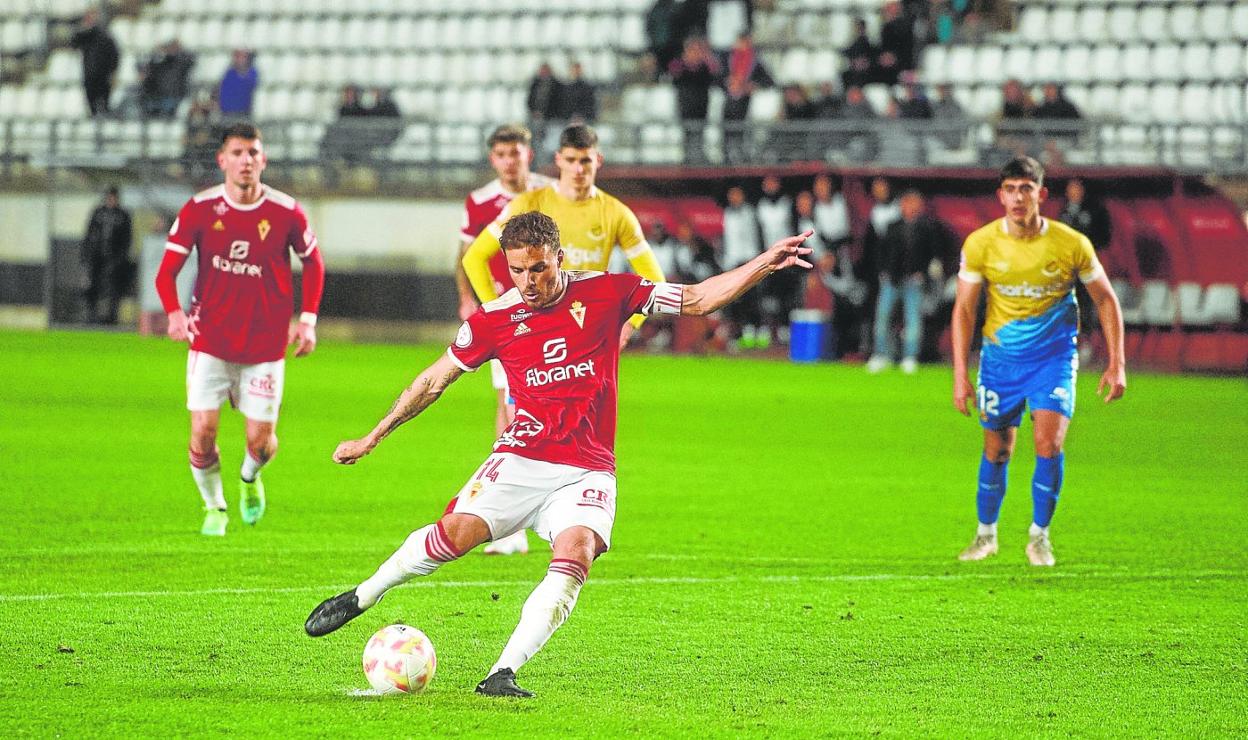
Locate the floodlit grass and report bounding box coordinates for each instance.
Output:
[0,330,1244,737]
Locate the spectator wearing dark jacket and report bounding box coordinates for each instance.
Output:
[877,1,916,84]
[561,62,597,123]
[668,37,721,163]
[527,63,563,155]
[144,40,195,119]
[70,9,120,116]
[841,18,878,89]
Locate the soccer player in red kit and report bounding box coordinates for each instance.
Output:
[155,122,325,536]
[455,123,552,556]
[305,212,812,698]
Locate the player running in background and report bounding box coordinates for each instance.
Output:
[463,123,666,350]
[305,212,812,698]
[455,124,552,556]
[156,122,325,536]
[951,156,1125,566]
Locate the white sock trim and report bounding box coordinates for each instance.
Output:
[240,452,264,483]
[977,522,998,537]
[190,462,226,510]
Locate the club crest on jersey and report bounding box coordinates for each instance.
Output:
[569,300,586,328]
[213,201,229,216]
[257,219,271,241]
[514,322,531,337]
[212,219,225,231]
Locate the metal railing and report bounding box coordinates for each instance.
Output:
[2,117,1246,177]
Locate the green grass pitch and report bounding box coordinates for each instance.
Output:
[0,329,1244,737]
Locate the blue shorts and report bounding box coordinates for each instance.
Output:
[976,351,1078,430]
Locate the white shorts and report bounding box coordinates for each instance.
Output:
[489,358,509,394]
[186,351,285,423]
[449,453,616,550]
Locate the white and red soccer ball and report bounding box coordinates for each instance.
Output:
[362,624,437,695]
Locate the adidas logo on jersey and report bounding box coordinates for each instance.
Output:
[514,322,531,336]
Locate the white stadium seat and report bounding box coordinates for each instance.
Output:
[1015,7,1048,43]
[1149,44,1181,83]
[1060,45,1091,85]
[1048,7,1076,41]
[1002,45,1031,84]
[1075,6,1107,43]
[1089,45,1122,84]
[1140,280,1176,325]
[1168,4,1200,43]
[1121,44,1151,83]
[922,44,948,85]
[974,45,1004,86]
[1149,84,1181,123]
[1086,84,1119,119]
[1230,4,1248,40]
[1178,84,1212,124]
[1181,44,1213,82]
[1106,6,1137,44]
[945,45,974,84]
[1137,5,1168,43]
[1117,84,1150,121]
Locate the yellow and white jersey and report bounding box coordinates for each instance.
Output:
[463,184,664,305]
[959,217,1103,360]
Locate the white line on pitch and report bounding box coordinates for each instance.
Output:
[0,569,1240,604]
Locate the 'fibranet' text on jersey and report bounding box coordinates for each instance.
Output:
[167,185,318,364]
[448,272,683,472]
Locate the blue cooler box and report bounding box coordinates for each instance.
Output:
[789,309,829,362]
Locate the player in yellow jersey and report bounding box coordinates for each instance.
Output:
[950,157,1126,567]
[463,124,666,351]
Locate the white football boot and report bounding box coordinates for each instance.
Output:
[483,529,529,556]
[958,533,999,561]
[1026,529,1056,566]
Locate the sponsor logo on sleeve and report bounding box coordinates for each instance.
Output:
[454,321,473,348]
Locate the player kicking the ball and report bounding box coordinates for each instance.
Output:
[156,122,325,536]
[305,212,812,697]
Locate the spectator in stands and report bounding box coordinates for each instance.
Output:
[929,82,967,149]
[995,78,1035,155]
[668,37,721,163]
[143,40,196,119]
[1035,82,1080,121]
[840,18,878,90]
[645,0,683,70]
[757,176,800,345]
[561,62,597,123]
[867,190,952,374]
[183,88,220,177]
[720,33,771,164]
[721,185,764,348]
[877,1,916,85]
[837,86,880,162]
[70,9,120,117]
[878,97,924,166]
[927,0,957,44]
[80,186,133,325]
[812,81,843,118]
[863,176,900,328]
[526,63,563,157]
[218,48,257,118]
[898,77,933,119]
[338,85,366,117]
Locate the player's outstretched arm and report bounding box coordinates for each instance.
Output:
[950,278,982,416]
[1086,276,1127,403]
[680,231,813,316]
[333,353,465,465]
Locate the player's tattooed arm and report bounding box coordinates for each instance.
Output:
[333,354,464,464]
[681,231,813,316]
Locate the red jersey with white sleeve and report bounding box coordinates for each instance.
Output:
[160,184,324,364]
[447,271,684,472]
[460,173,552,294]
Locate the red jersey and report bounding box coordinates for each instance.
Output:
[460,173,552,294]
[166,185,320,364]
[448,272,684,472]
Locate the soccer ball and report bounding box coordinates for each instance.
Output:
[362,624,437,695]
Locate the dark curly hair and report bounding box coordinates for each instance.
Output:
[499,211,561,252]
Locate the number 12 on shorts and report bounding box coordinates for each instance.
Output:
[476,457,504,483]
[977,385,1000,416]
